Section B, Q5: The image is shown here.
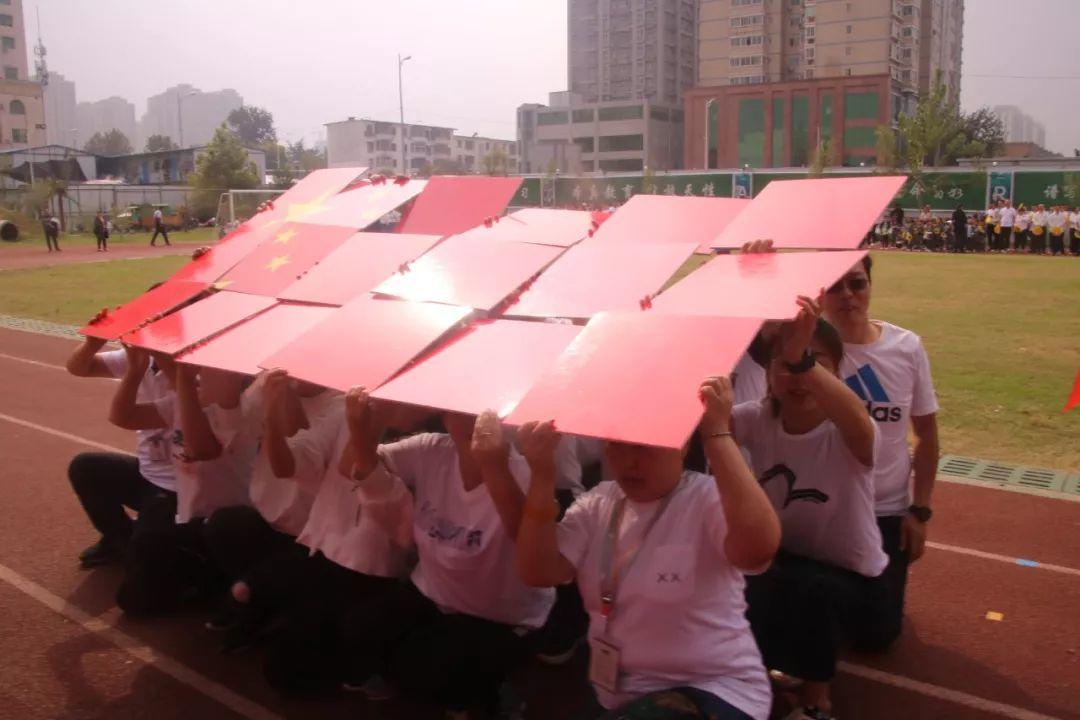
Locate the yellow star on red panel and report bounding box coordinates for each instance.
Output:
[265,255,291,272]
[273,229,298,245]
[284,190,335,222]
[212,280,234,290]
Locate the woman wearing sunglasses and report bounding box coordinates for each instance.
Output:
[822,256,940,655]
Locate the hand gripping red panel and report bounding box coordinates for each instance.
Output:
[590,195,749,247]
[507,312,762,449]
[178,302,337,376]
[122,291,277,355]
[80,279,208,340]
[709,175,906,250]
[259,295,473,392]
[373,319,582,417]
[653,250,868,320]
[396,176,522,237]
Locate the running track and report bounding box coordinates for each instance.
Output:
[0,326,1076,720]
[0,238,205,271]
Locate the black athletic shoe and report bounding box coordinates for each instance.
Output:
[78,536,127,568]
[205,597,243,632]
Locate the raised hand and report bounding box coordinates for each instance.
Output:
[779,292,823,364]
[470,410,509,469]
[517,420,561,470]
[344,386,380,452]
[740,239,776,254]
[699,376,734,434]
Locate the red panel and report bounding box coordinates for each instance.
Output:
[168,224,272,284]
[396,176,522,236]
[278,232,443,306]
[373,319,581,417]
[1065,369,1080,413]
[246,167,369,229]
[653,250,868,320]
[505,242,697,319]
[80,280,208,340]
[449,208,593,248]
[710,176,907,249]
[216,223,355,296]
[123,292,277,355]
[507,312,762,449]
[178,302,336,376]
[591,195,749,247]
[298,178,427,229]
[372,234,564,311]
[259,295,473,392]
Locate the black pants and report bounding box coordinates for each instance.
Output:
[95,232,108,250]
[338,581,533,712]
[44,229,59,251]
[116,519,225,616]
[1070,229,1080,255]
[851,515,908,652]
[1031,229,1046,253]
[996,226,1012,251]
[578,686,752,720]
[745,551,887,682]
[151,223,170,245]
[261,552,398,693]
[203,505,297,580]
[1050,232,1066,255]
[68,452,177,544]
[1014,229,1028,251]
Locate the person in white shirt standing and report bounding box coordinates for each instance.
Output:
[1013,204,1031,253]
[822,255,940,655]
[497,380,779,720]
[65,336,178,567]
[734,299,884,720]
[1029,204,1048,254]
[1070,205,1080,256]
[997,199,1016,253]
[150,207,171,246]
[983,204,998,251]
[1047,205,1069,256]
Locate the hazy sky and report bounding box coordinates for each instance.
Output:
[33,0,1080,153]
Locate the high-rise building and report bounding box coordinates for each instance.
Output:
[0,0,45,149]
[139,85,243,149]
[687,0,964,168]
[992,105,1046,148]
[325,117,456,173]
[77,96,137,149]
[0,0,29,81]
[568,0,698,105]
[43,71,77,146]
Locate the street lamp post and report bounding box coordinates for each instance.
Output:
[398,54,411,175]
[176,90,200,148]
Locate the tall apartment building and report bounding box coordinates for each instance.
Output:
[77,96,137,149]
[43,71,77,146]
[139,85,243,149]
[992,105,1046,148]
[0,0,45,149]
[0,0,29,81]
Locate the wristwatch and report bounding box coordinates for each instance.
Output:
[783,350,816,375]
[908,504,933,523]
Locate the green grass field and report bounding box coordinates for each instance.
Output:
[0,251,1076,471]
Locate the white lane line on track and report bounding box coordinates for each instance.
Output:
[0,352,70,372]
[0,412,132,456]
[928,541,1080,578]
[0,562,284,720]
[837,662,1064,720]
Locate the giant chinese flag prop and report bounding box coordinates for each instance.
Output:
[590,195,749,247]
[169,224,272,284]
[710,176,906,250]
[374,319,581,417]
[299,178,427,230]
[80,279,208,340]
[1065,369,1080,413]
[178,303,336,376]
[507,312,762,448]
[123,291,276,355]
[397,176,522,236]
[373,234,564,311]
[260,295,473,392]
[216,223,355,296]
[654,250,867,320]
[245,167,368,229]
[505,242,697,319]
[452,208,593,248]
[278,232,443,306]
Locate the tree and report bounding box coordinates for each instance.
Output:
[960,108,1006,159]
[808,139,831,177]
[227,105,276,146]
[188,124,260,216]
[84,129,133,156]
[431,158,467,175]
[480,148,510,176]
[286,140,327,173]
[897,71,983,168]
[145,134,178,152]
[874,125,898,172]
[641,165,656,194]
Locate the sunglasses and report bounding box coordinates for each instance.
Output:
[826,276,869,294]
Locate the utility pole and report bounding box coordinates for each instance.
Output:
[398,54,411,175]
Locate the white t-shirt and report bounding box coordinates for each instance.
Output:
[840,321,939,516]
[1070,212,1080,231]
[733,401,887,577]
[1047,212,1068,233]
[1030,211,1047,227]
[154,395,257,523]
[295,421,415,579]
[1015,212,1030,231]
[237,387,343,537]
[733,352,768,405]
[100,350,177,492]
[557,474,771,719]
[998,207,1016,227]
[381,433,556,629]
[153,209,163,221]
[984,208,998,223]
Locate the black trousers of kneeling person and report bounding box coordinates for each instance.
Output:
[68,452,177,545]
[337,581,534,713]
[745,550,889,683]
[116,519,227,616]
[203,505,298,581]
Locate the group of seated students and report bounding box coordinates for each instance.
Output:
[64,253,939,720]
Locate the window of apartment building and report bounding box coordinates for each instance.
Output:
[791,94,810,166]
[901,47,912,59]
[772,97,785,167]
[537,111,569,125]
[572,108,595,123]
[12,128,26,143]
[650,106,670,121]
[599,158,644,172]
[1,36,13,50]
[902,27,913,37]
[732,0,762,6]
[730,15,763,28]
[598,105,644,121]
[737,98,765,167]
[3,65,16,79]
[845,46,852,56]
[844,68,853,76]
[843,126,877,150]
[731,75,765,86]
[901,69,912,81]
[730,55,763,68]
[465,140,475,150]
[9,99,24,114]
[581,160,595,172]
[367,142,374,152]
[846,24,853,33]
[574,136,595,153]
[845,91,879,120]
[598,134,644,152]
[731,35,764,47]
[0,14,12,26]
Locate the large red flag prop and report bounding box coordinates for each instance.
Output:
[1065,369,1080,413]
